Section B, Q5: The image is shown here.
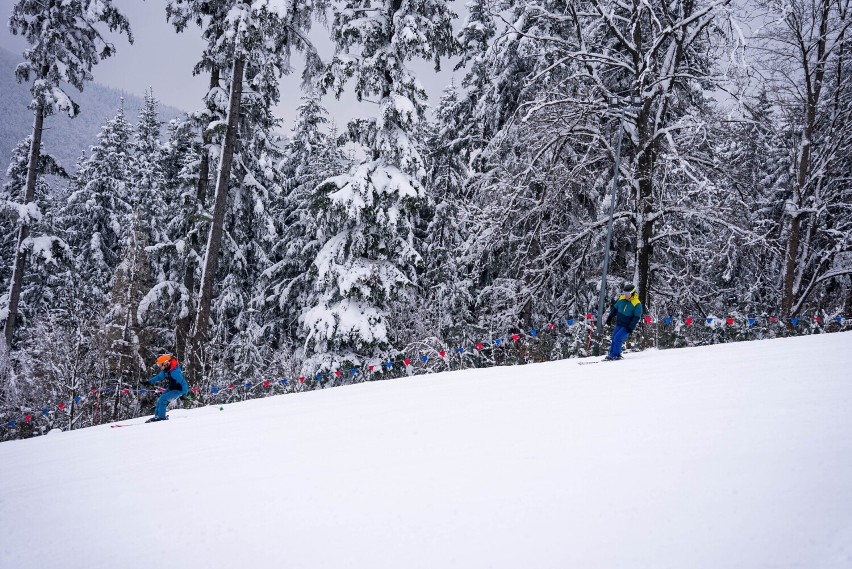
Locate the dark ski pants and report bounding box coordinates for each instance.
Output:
[155,390,184,419]
[608,326,630,359]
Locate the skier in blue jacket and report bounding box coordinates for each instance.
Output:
[145,354,188,422]
[604,282,643,361]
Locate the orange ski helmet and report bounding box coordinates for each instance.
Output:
[156,354,178,370]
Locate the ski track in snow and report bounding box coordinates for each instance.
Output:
[1,332,851,569]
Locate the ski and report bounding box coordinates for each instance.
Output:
[110,416,186,428]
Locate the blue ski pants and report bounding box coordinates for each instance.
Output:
[155,390,183,419]
[608,326,631,358]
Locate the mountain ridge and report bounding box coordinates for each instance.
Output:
[1,46,186,186]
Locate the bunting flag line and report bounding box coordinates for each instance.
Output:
[2,311,849,433]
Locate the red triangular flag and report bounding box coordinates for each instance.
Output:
[263,380,270,387]
[335,370,341,377]
[726,317,734,326]
[404,359,411,366]
[644,316,652,324]
[58,402,66,411]
[549,323,556,330]
[512,333,519,342]
[476,342,483,351]
[685,317,693,326]
[439,351,446,359]
[299,376,306,383]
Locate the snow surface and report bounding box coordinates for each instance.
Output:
[2,332,852,569]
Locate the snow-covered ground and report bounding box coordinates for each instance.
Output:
[1,332,851,569]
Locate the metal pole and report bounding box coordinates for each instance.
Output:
[593,108,626,355]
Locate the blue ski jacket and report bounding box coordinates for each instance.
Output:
[606,294,643,333]
[149,365,188,394]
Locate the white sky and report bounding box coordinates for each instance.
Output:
[1,0,462,131]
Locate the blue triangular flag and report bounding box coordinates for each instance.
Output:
[420,354,428,363]
[457,347,465,354]
[748,318,756,326]
[530,329,538,337]
[790,317,798,326]
[566,318,574,326]
[706,317,713,324]
[42,409,49,416]
[664,317,672,325]
[211,386,218,394]
[836,315,844,323]
[280,379,287,385]
[494,338,502,346]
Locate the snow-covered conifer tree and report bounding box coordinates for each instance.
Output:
[259,96,346,350]
[131,90,168,241]
[4,0,131,348]
[104,213,154,384]
[415,85,474,342]
[142,117,203,356]
[1,138,69,333]
[165,0,327,379]
[59,105,135,307]
[306,0,458,375]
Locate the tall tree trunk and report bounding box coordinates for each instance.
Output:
[779,0,830,317]
[3,104,44,349]
[635,107,655,310]
[780,212,802,317]
[177,68,219,373]
[193,57,245,351]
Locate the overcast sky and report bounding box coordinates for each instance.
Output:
[1,0,462,131]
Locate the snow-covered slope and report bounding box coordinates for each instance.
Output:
[2,332,851,569]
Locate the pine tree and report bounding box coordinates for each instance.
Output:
[59,105,135,308]
[417,85,474,341]
[166,0,327,378]
[259,96,345,350]
[305,0,459,375]
[104,213,154,384]
[131,90,168,239]
[1,137,69,334]
[4,0,131,348]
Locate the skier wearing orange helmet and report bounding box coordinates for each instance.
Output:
[145,354,188,422]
